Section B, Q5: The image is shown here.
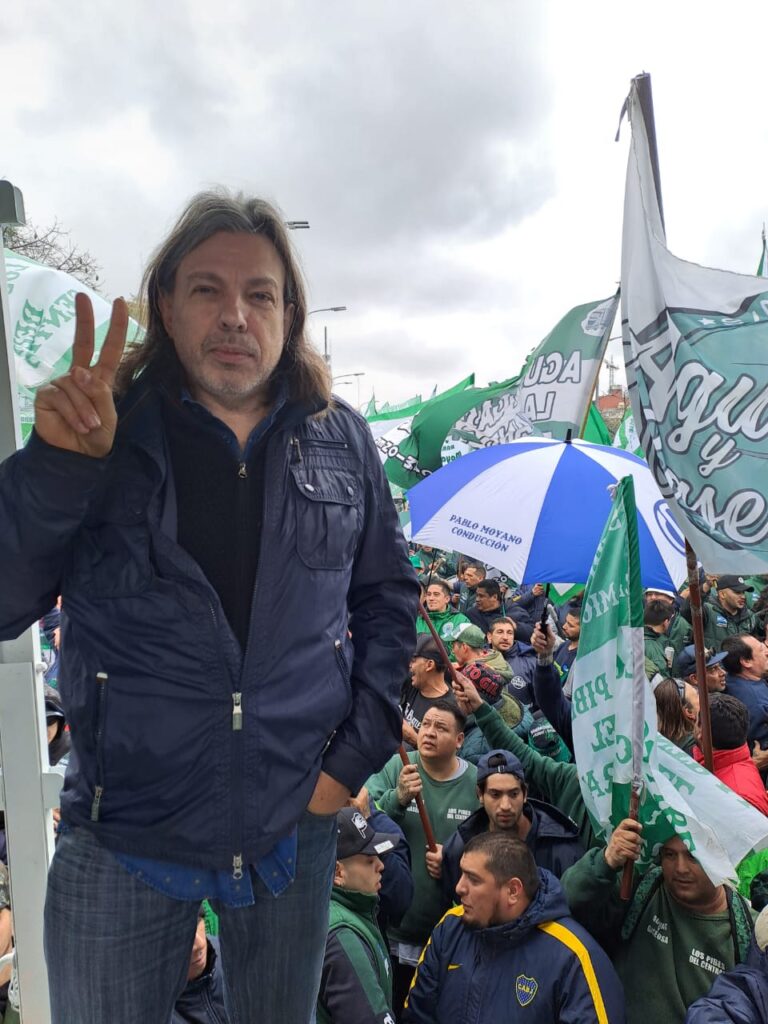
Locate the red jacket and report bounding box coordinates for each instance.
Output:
[693,743,768,815]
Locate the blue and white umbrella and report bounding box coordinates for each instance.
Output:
[408,437,687,591]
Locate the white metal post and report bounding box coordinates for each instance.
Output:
[0,182,55,1024]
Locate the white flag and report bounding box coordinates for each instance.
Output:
[621,79,768,572]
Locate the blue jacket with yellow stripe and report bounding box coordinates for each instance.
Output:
[403,868,625,1023]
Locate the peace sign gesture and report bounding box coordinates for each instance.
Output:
[34,293,129,458]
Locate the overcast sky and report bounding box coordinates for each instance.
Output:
[3,1,768,407]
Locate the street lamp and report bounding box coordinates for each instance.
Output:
[307,307,348,370]
[333,372,366,408]
[286,221,310,229]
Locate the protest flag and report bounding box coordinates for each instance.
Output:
[371,374,475,488]
[581,402,611,445]
[621,74,768,573]
[5,248,144,439]
[440,294,619,466]
[570,474,768,884]
[612,408,644,457]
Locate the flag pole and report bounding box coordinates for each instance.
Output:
[685,542,714,771]
[578,288,620,439]
[632,72,713,772]
[401,599,462,855]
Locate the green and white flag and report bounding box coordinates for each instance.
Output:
[758,226,768,278]
[612,408,644,457]
[370,374,475,488]
[440,294,619,465]
[622,78,768,572]
[571,475,768,884]
[5,249,144,392]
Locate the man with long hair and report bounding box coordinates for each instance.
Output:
[0,190,419,1022]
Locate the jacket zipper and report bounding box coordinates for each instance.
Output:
[301,438,349,451]
[228,450,252,879]
[91,672,109,821]
[334,638,350,681]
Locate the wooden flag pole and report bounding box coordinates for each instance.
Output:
[685,541,714,772]
[631,72,714,774]
[620,787,641,901]
[397,745,437,853]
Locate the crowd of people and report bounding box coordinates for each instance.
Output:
[28,551,768,1023]
[2,190,768,1023]
[313,554,768,1023]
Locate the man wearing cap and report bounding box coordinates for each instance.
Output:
[452,623,512,683]
[440,749,583,909]
[403,833,624,1024]
[317,808,400,1024]
[402,635,454,748]
[722,635,768,777]
[678,645,727,694]
[682,576,759,651]
[365,701,479,1015]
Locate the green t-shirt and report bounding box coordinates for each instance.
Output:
[616,883,739,1024]
[365,751,479,945]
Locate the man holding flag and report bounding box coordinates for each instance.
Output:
[559,475,768,1022]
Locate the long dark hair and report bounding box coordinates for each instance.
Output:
[115,189,331,408]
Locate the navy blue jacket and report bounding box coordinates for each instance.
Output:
[724,674,768,754]
[684,946,768,1023]
[368,807,413,932]
[504,642,538,706]
[172,937,228,1024]
[0,378,419,870]
[533,662,574,754]
[440,801,583,909]
[403,869,625,1023]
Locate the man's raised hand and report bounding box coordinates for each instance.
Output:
[33,294,129,458]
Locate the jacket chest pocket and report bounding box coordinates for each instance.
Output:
[289,461,361,570]
[67,488,153,598]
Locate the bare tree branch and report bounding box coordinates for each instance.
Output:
[5,219,101,289]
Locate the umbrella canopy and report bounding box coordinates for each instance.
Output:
[408,437,688,591]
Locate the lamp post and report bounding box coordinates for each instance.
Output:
[333,372,366,408]
[308,306,347,370]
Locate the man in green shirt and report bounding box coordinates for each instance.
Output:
[561,818,754,1024]
[366,700,479,1017]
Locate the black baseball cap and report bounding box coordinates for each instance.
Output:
[717,575,754,593]
[413,633,446,667]
[335,808,400,860]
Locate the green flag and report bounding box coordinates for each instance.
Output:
[758,226,768,278]
[372,374,475,488]
[440,294,619,465]
[361,394,378,418]
[612,408,644,457]
[571,475,768,883]
[581,403,611,445]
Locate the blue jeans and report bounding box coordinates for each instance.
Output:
[44,811,337,1023]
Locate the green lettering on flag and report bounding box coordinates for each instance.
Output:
[571,475,768,884]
